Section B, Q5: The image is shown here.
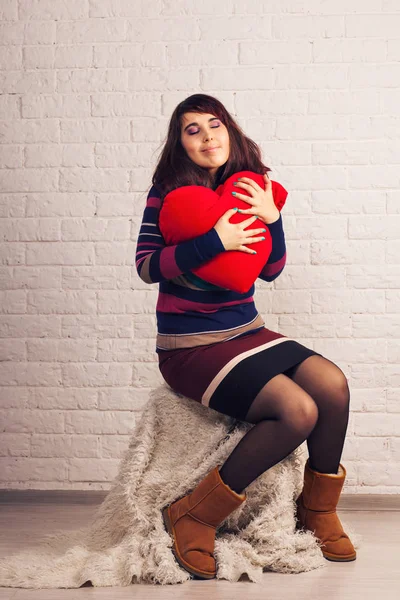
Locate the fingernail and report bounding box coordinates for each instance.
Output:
[233,207,238,211]
[261,237,265,240]
[262,229,266,232]
[231,191,236,195]
[252,251,257,254]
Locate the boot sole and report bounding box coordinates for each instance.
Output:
[296,520,357,562]
[162,505,217,580]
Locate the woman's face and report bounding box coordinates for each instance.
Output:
[180,112,230,179]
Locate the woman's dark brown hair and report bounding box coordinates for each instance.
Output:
[151,93,272,200]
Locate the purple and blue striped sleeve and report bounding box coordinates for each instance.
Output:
[135,185,226,284]
[257,213,287,282]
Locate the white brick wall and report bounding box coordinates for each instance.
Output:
[0,0,399,492]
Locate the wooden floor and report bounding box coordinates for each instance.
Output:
[0,495,399,600]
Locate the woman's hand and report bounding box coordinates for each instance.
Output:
[232,173,280,225]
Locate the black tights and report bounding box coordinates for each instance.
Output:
[218,356,350,496]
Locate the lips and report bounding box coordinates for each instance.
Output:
[203,146,219,152]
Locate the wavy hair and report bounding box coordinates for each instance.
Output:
[151,93,272,200]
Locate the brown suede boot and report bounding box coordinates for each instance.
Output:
[295,458,356,562]
[162,465,246,579]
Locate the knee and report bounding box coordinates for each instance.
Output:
[282,396,319,437]
[329,369,351,413]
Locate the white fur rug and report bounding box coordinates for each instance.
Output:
[0,383,361,588]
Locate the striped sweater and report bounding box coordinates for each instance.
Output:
[135,184,287,353]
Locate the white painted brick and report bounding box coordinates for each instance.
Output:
[0,290,26,314]
[387,341,400,364]
[0,243,25,265]
[347,437,390,462]
[57,20,126,44]
[354,413,400,437]
[26,193,95,217]
[57,68,128,94]
[59,168,129,193]
[0,362,62,386]
[24,21,56,45]
[350,388,386,413]
[30,386,98,410]
[94,43,165,68]
[65,409,136,435]
[311,241,383,265]
[350,364,387,389]
[60,119,130,143]
[314,339,386,364]
[357,462,400,487]
[0,169,58,194]
[0,433,30,457]
[27,291,97,316]
[98,387,150,411]
[0,119,59,144]
[61,315,132,339]
[313,39,386,63]
[0,339,26,361]
[100,434,130,459]
[389,438,400,460]
[0,47,22,70]
[127,67,199,92]
[2,214,58,245]
[69,458,119,482]
[54,46,93,69]
[91,93,159,117]
[0,458,68,481]
[352,315,400,339]
[0,22,24,45]
[126,18,199,42]
[94,143,157,168]
[19,0,89,21]
[62,145,94,168]
[385,290,400,313]
[0,268,62,290]
[62,266,131,289]
[0,145,23,168]
[27,242,94,265]
[61,218,129,241]
[22,94,91,118]
[23,46,54,70]
[1,409,64,433]
[311,190,386,215]
[0,194,25,218]
[387,389,400,413]
[62,363,132,388]
[25,144,63,167]
[0,386,29,410]
[0,0,18,21]
[349,216,399,239]
[347,265,400,289]
[387,241,400,264]
[0,70,55,94]
[31,434,98,458]
[89,0,160,18]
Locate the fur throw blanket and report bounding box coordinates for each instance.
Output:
[0,383,361,588]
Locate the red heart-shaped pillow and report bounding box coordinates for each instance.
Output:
[159,170,288,294]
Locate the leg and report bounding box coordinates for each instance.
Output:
[218,373,319,495]
[286,355,350,474]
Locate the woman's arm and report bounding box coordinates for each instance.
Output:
[257,213,287,282]
[135,186,225,284]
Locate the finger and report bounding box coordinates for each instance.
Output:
[237,178,262,193]
[233,192,256,205]
[241,213,258,222]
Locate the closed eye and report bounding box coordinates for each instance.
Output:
[188,125,220,135]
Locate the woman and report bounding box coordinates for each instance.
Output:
[135,94,356,579]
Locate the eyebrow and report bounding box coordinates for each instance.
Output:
[183,117,220,132]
